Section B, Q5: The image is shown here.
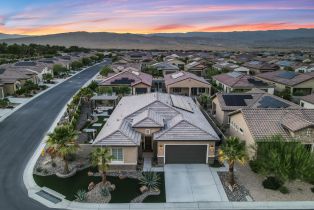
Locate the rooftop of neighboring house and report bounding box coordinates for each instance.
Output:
[243,60,278,71]
[93,93,219,146]
[213,62,239,70]
[164,71,209,86]
[98,69,153,87]
[256,70,314,86]
[213,89,300,111]
[111,63,142,72]
[13,61,48,74]
[230,108,314,140]
[152,62,179,71]
[213,72,272,88]
[0,64,35,83]
[185,61,206,70]
[300,94,314,104]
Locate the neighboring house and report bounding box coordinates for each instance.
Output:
[111,63,142,73]
[233,67,250,75]
[212,62,238,71]
[276,60,294,70]
[185,61,206,76]
[93,93,220,170]
[164,71,211,96]
[152,62,179,76]
[295,65,314,73]
[300,94,314,109]
[0,65,36,96]
[229,108,314,157]
[243,61,278,74]
[165,58,185,70]
[13,61,51,83]
[256,71,314,97]
[211,89,300,126]
[98,70,153,95]
[212,72,274,94]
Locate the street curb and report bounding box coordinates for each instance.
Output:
[0,63,99,123]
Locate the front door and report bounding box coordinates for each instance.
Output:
[144,136,152,151]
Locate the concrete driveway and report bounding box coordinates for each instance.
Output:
[165,164,226,202]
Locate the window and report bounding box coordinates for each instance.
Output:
[300,102,304,107]
[173,88,181,93]
[145,129,151,135]
[306,129,312,136]
[111,148,123,161]
[198,88,206,93]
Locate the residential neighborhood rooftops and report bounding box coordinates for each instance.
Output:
[93,93,219,146]
[152,62,179,71]
[256,70,314,86]
[213,72,271,88]
[99,70,153,87]
[164,71,209,86]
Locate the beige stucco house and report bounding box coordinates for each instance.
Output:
[165,71,211,96]
[228,109,314,157]
[93,93,220,170]
[300,94,314,109]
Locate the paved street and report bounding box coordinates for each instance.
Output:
[0,61,108,210]
[165,164,225,202]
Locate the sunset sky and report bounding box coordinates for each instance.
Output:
[0,0,314,35]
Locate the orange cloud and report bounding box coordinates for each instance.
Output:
[152,24,195,32]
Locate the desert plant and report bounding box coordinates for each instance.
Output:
[90,147,113,184]
[279,186,289,194]
[75,189,87,201]
[219,136,247,188]
[262,176,283,190]
[249,160,261,173]
[100,186,110,197]
[139,171,160,191]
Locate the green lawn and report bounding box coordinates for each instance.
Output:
[33,167,165,203]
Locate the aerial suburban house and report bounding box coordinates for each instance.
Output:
[152,62,179,76]
[295,64,314,73]
[184,61,207,76]
[243,61,279,74]
[98,70,153,95]
[211,89,300,126]
[212,72,274,94]
[111,63,142,73]
[13,61,52,83]
[300,94,314,109]
[92,93,220,170]
[233,66,250,75]
[256,71,314,97]
[0,65,38,96]
[165,58,185,70]
[228,108,314,157]
[164,71,211,96]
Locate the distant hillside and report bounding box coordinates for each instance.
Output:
[0,33,28,40]
[2,29,314,50]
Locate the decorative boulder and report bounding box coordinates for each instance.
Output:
[88,182,95,191]
[87,171,94,176]
[108,184,116,191]
[140,186,148,193]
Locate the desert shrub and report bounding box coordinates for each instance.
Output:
[75,189,87,201]
[311,187,314,193]
[139,171,160,190]
[209,159,224,168]
[100,187,110,197]
[279,186,289,194]
[36,167,43,173]
[249,160,261,173]
[262,176,283,190]
[43,169,48,175]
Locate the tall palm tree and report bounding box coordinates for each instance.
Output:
[47,125,79,174]
[219,136,247,188]
[90,147,113,184]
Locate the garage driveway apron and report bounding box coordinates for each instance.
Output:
[165,164,224,202]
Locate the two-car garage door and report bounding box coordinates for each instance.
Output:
[165,145,207,164]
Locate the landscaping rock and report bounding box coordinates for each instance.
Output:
[86,182,111,203]
[140,186,148,193]
[88,182,95,191]
[56,168,77,178]
[131,189,160,203]
[87,171,94,176]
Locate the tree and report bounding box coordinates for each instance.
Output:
[113,86,131,96]
[90,147,113,184]
[43,73,53,83]
[219,136,247,188]
[47,126,79,174]
[53,64,68,76]
[100,66,112,77]
[81,57,92,66]
[0,98,10,108]
[198,94,210,108]
[70,61,83,71]
[88,81,99,92]
[79,87,94,101]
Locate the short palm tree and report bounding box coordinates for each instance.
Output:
[219,136,247,188]
[47,125,79,174]
[90,147,113,184]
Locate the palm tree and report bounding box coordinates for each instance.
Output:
[219,136,247,188]
[90,147,113,184]
[47,125,79,174]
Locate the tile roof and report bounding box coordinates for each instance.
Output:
[213,72,271,88]
[256,70,314,86]
[164,71,209,86]
[214,89,300,111]
[132,109,164,128]
[99,70,153,87]
[93,93,219,146]
[300,94,314,104]
[232,109,314,140]
[152,62,179,71]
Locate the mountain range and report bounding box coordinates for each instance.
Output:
[1,29,314,50]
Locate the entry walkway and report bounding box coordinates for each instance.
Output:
[165,164,227,202]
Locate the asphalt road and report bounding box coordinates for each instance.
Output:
[0,61,108,210]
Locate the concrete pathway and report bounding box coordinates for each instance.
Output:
[165,164,226,202]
